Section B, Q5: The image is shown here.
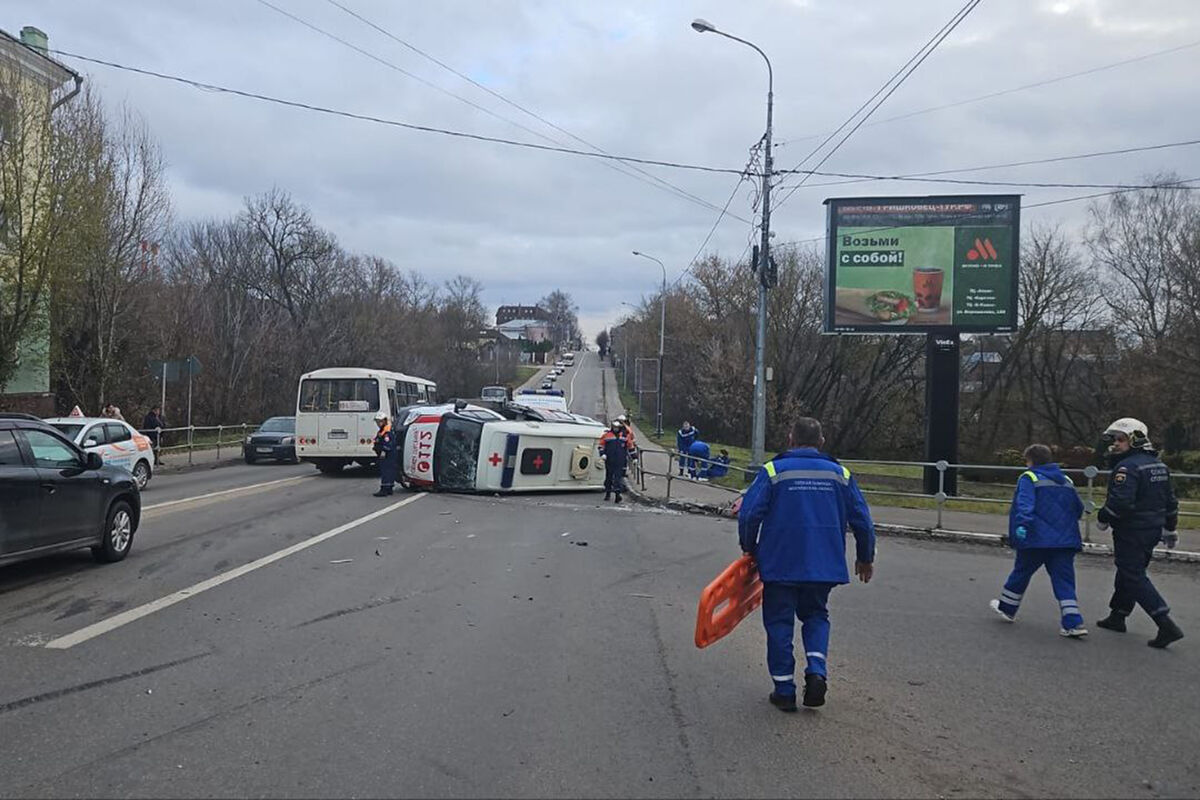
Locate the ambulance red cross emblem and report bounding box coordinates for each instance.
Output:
[489,452,503,467]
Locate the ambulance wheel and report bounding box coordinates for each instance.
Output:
[132,460,152,489]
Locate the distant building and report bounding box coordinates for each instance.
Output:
[496,305,548,326]
[0,26,81,414]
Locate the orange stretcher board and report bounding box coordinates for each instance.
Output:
[695,554,763,648]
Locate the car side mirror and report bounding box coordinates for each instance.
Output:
[85,452,104,471]
[84,438,99,448]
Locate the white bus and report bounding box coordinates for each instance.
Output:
[562,352,575,366]
[295,367,438,474]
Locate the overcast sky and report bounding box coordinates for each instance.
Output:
[8,0,1200,339]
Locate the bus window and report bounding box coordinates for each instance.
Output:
[388,386,398,417]
[435,417,481,491]
[298,378,380,412]
[402,381,419,405]
[423,383,438,403]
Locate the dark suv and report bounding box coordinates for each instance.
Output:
[0,413,141,567]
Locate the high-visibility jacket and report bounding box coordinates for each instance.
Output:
[737,447,875,584]
[1008,463,1083,549]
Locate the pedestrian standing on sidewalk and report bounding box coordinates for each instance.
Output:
[102,403,126,422]
[1094,418,1184,648]
[989,444,1088,638]
[738,417,875,711]
[143,406,166,466]
[676,421,698,477]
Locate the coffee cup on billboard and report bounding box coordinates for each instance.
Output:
[913,267,944,312]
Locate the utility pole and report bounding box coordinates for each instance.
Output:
[692,18,774,467]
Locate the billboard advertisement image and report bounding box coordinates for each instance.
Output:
[824,195,1020,333]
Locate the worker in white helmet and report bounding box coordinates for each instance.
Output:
[372,410,397,497]
[1094,418,1184,648]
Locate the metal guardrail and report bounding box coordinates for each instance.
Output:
[634,447,1200,540]
[136,424,254,466]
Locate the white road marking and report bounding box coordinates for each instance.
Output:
[568,356,582,410]
[43,493,427,650]
[143,474,314,512]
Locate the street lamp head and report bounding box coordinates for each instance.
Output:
[632,250,642,256]
[690,18,717,34]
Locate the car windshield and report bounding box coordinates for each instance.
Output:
[299,378,380,412]
[50,423,85,440]
[259,418,295,433]
[435,417,482,491]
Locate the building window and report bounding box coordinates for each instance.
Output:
[0,94,16,145]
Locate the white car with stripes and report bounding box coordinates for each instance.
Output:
[45,417,156,489]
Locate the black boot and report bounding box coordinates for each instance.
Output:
[1096,612,1127,633]
[803,674,827,708]
[769,692,797,713]
[373,487,393,497]
[614,493,622,504]
[1148,615,1184,649]
[604,492,611,501]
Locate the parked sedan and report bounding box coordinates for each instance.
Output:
[46,416,155,489]
[1,413,141,567]
[243,416,298,464]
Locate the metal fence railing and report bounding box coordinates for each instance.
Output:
[136,424,254,466]
[634,446,1200,542]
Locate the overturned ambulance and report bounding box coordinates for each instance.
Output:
[398,401,607,493]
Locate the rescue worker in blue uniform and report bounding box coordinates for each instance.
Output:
[676,421,698,476]
[738,417,875,711]
[1094,418,1184,648]
[372,410,398,497]
[708,449,731,479]
[989,444,1087,637]
[600,421,631,503]
[688,439,711,480]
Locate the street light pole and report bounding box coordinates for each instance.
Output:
[632,250,667,436]
[692,18,773,468]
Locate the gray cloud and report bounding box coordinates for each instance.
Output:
[8,0,1200,339]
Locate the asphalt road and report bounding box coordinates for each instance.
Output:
[2,382,1199,798]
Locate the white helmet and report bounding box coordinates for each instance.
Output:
[1103,417,1152,451]
[617,414,629,423]
[374,411,389,422]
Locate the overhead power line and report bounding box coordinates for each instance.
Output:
[775,38,1200,149]
[51,50,1199,195]
[319,0,748,224]
[257,0,751,223]
[769,176,1200,249]
[788,138,1200,190]
[52,49,752,177]
[773,0,984,214]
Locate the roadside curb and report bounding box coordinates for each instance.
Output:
[624,486,1200,564]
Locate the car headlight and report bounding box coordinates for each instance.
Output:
[281,437,294,445]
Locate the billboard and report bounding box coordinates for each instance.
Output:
[824,195,1020,333]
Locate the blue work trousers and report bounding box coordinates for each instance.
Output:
[378,452,398,490]
[998,548,1083,629]
[1110,529,1170,619]
[762,582,834,697]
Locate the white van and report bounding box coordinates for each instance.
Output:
[295,367,437,473]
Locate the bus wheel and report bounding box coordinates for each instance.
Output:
[315,459,343,475]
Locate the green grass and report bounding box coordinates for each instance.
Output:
[514,366,540,386]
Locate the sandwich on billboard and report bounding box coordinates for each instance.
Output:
[823,195,1020,333]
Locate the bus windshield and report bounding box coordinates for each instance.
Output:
[435,417,482,491]
[299,379,380,413]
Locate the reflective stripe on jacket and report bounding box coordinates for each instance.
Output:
[1007,463,1083,550]
[737,448,875,584]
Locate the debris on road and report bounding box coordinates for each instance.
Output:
[572,541,589,547]
[330,559,354,564]
[629,593,654,599]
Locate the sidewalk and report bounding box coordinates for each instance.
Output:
[599,364,1200,557]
